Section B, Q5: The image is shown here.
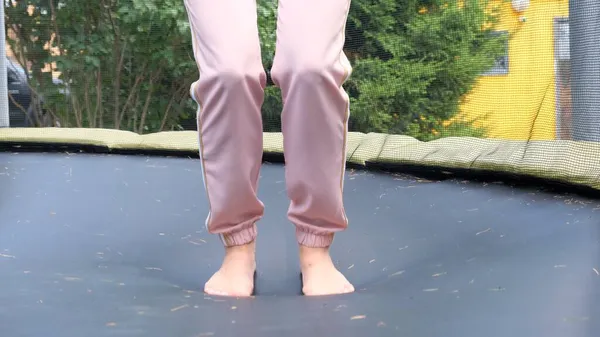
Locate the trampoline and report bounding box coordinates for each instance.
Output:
[3,0,600,336]
[0,129,599,337]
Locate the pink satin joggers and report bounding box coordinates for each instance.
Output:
[184,0,353,248]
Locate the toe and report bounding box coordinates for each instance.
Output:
[205,287,227,296]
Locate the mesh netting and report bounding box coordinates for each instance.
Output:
[3,0,600,190]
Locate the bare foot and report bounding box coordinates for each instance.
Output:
[204,240,256,297]
[299,245,354,296]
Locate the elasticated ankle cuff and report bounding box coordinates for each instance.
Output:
[221,224,257,247]
[296,228,334,248]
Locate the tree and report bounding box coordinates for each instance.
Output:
[6,0,506,140]
[260,0,506,140]
[345,0,506,139]
[6,0,196,132]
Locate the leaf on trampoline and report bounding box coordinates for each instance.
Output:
[170,304,189,312]
[593,268,599,276]
[488,287,506,292]
[476,228,491,235]
[350,315,366,320]
[389,270,405,277]
[105,322,117,327]
[423,288,439,292]
[145,267,163,271]
[347,264,354,269]
[562,316,589,323]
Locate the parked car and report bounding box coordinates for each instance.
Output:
[7,57,61,127]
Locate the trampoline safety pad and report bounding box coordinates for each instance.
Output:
[0,128,599,190]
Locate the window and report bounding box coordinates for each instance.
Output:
[483,30,509,76]
[554,17,572,140]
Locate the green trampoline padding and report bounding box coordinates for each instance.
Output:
[1,128,599,191]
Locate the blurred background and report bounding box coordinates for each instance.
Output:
[3,0,599,143]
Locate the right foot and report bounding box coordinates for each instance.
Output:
[204,240,256,297]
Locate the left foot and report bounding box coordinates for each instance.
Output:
[299,245,354,296]
[204,241,256,297]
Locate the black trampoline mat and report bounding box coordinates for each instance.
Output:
[0,152,599,337]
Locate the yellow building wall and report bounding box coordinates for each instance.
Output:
[458,0,569,140]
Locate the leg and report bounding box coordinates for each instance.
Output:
[270,0,354,295]
[184,0,265,297]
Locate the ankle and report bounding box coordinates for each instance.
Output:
[299,244,328,255]
[298,245,332,268]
